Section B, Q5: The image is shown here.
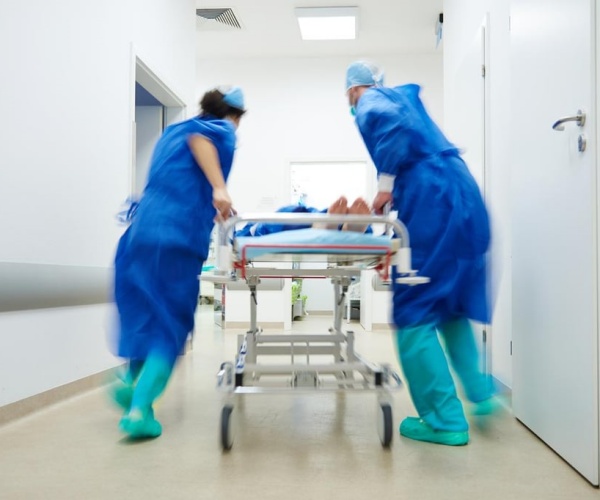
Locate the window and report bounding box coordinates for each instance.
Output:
[290,161,368,209]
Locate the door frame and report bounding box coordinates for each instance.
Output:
[588,1,598,479]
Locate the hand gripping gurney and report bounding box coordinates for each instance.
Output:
[201,212,429,450]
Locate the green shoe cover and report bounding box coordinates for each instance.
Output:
[399,417,469,446]
[108,377,134,412]
[119,408,162,439]
[470,396,502,416]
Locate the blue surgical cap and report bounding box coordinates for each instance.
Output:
[345,61,384,91]
[220,86,246,111]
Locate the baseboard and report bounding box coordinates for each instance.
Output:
[305,310,332,316]
[492,376,512,399]
[0,367,120,427]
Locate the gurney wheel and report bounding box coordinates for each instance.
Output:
[378,403,393,448]
[220,405,234,451]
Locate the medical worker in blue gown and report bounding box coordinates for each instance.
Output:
[346,61,496,446]
[110,87,246,439]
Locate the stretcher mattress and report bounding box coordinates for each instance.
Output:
[234,228,399,261]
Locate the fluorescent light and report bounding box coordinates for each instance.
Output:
[297,17,356,40]
[295,7,358,41]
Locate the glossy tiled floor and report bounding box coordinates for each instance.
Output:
[0,307,598,499]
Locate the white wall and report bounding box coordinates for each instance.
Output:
[443,0,512,387]
[196,54,444,213]
[0,0,197,407]
[225,282,292,331]
[0,305,118,405]
[197,53,444,313]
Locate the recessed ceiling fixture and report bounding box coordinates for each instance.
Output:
[295,7,358,41]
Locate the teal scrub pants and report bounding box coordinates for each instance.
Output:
[395,317,492,432]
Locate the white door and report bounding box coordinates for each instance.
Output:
[511,0,598,485]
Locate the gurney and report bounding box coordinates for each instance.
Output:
[201,212,428,450]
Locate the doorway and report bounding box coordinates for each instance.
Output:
[131,56,186,196]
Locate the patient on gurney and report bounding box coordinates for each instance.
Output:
[235,196,371,237]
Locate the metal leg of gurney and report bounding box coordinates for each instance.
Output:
[331,277,351,336]
[217,272,399,450]
[332,277,358,360]
[330,278,352,387]
[234,276,261,388]
[217,277,261,451]
[332,277,394,447]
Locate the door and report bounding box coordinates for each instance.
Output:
[511,0,598,484]
[132,55,186,196]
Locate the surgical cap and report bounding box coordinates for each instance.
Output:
[220,86,246,111]
[345,61,384,91]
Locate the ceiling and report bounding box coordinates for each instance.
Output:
[195,0,444,59]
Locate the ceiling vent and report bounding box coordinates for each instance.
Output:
[196,8,242,31]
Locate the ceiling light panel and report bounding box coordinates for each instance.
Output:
[295,7,358,41]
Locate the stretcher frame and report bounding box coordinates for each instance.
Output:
[202,212,428,450]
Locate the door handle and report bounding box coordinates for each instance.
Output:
[552,110,586,131]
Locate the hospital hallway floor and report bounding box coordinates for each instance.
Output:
[0,306,598,499]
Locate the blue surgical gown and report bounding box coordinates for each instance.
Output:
[114,116,237,361]
[355,85,490,327]
[129,116,236,254]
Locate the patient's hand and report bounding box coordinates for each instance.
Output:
[343,197,370,232]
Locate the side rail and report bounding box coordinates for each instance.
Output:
[211,212,429,286]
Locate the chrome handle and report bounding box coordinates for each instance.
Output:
[552,110,586,131]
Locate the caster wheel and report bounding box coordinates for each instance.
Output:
[378,403,393,448]
[221,405,234,450]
